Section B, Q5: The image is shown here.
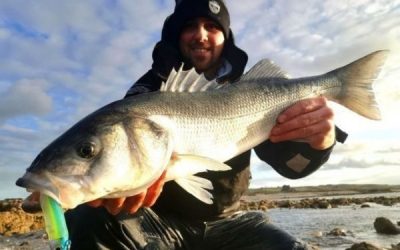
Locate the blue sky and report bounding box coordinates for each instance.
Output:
[1,0,399,199]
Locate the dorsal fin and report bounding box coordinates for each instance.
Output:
[160,64,220,92]
[240,59,290,82]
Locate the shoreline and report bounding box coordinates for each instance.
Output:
[240,190,400,210]
[1,191,399,235]
[243,190,400,202]
[0,191,399,250]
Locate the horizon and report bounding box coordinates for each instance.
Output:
[1,1,399,199]
[248,183,400,189]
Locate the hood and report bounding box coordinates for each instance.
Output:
[151,0,248,83]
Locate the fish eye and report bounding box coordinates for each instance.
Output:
[77,142,97,159]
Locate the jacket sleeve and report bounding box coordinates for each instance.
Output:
[254,126,348,179]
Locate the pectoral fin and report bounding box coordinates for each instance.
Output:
[175,176,214,204]
[166,154,231,204]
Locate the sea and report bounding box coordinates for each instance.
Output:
[268,193,400,250]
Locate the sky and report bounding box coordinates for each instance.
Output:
[0,0,399,199]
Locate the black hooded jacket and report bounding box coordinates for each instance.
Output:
[124,2,347,221]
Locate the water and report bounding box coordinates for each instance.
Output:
[268,203,400,249]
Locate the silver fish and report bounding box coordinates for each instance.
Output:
[16,50,388,209]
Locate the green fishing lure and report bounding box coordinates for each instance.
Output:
[40,194,71,250]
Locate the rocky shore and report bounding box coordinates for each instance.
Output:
[1,195,399,249]
[0,198,47,250]
[239,195,400,210]
[0,199,44,236]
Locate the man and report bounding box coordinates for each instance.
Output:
[65,0,347,249]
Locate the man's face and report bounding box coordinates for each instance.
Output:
[179,17,225,74]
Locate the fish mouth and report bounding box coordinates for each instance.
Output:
[16,171,62,205]
[16,171,92,209]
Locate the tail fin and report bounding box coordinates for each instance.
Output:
[334,50,389,120]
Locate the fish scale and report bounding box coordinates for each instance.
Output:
[137,76,337,162]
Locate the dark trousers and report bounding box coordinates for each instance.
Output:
[65,205,310,250]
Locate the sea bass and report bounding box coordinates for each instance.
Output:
[16,50,388,209]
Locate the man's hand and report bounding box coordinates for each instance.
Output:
[269,96,335,150]
[87,170,167,215]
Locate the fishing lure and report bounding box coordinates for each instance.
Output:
[40,194,71,250]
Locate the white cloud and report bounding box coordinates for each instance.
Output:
[234,0,400,76]
[0,27,10,39]
[0,79,52,122]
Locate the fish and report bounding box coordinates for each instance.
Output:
[16,50,388,209]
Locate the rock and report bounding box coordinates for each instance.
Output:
[346,241,383,250]
[390,243,400,250]
[316,200,331,209]
[327,227,347,236]
[0,199,44,236]
[258,200,269,211]
[331,197,351,206]
[374,217,400,235]
[0,230,49,250]
[240,196,400,210]
[311,231,323,238]
[383,200,393,206]
[278,200,296,208]
[308,243,320,250]
[0,199,23,212]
